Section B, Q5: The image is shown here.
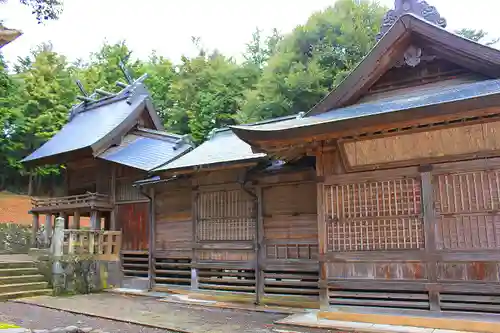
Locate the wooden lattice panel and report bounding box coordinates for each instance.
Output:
[325,178,424,251]
[197,189,256,241]
[434,170,500,250]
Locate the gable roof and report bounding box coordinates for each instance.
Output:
[153,115,298,173]
[98,128,192,171]
[307,13,500,116]
[22,76,164,166]
[231,78,500,144]
[230,13,500,148]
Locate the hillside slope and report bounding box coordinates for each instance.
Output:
[0,192,89,227]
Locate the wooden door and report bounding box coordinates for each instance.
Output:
[116,202,149,251]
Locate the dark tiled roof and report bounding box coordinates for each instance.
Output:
[231,79,500,133]
[22,96,145,163]
[154,128,265,171]
[154,115,299,172]
[98,129,192,171]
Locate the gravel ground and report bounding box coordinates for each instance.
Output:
[0,299,339,333]
[0,302,174,333]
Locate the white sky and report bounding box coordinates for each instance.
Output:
[1,0,498,65]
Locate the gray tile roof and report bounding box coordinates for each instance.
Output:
[154,128,264,172]
[154,115,299,172]
[98,129,192,171]
[22,96,145,163]
[231,79,500,133]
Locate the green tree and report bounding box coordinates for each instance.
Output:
[0,0,62,23]
[11,43,77,177]
[455,28,499,46]
[236,0,387,123]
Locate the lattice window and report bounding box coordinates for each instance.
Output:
[197,189,255,241]
[434,170,500,250]
[325,178,424,251]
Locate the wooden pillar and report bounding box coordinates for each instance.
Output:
[255,186,264,304]
[316,148,329,310]
[31,213,39,247]
[44,214,53,246]
[148,187,156,290]
[73,211,80,229]
[110,165,117,231]
[421,167,440,311]
[90,210,100,230]
[191,190,199,290]
[104,213,111,230]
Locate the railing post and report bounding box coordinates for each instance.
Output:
[44,214,53,247]
[52,216,65,294]
[31,213,39,247]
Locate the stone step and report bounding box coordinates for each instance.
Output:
[0,281,48,293]
[0,261,35,269]
[0,267,39,276]
[0,274,45,285]
[0,288,52,301]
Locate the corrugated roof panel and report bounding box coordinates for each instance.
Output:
[98,133,191,171]
[155,129,265,172]
[232,79,500,132]
[22,97,144,163]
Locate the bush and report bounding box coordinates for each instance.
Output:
[0,223,32,254]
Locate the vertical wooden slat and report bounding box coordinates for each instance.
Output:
[31,213,39,247]
[191,190,199,290]
[421,170,439,311]
[255,186,264,304]
[316,149,329,309]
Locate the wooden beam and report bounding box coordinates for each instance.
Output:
[315,148,329,309]
[73,210,80,229]
[191,191,199,290]
[421,170,440,312]
[255,186,264,304]
[110,164,117,230]
[44,214,52,246]
[31,213,39,247]
[148,187,156,291]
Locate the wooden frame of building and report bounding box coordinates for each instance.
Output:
[229,0,500,314]
[22,0,500,315]
[22,74,193,286]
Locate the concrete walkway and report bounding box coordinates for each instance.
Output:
[13,294,336,333]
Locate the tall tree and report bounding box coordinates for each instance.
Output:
[236,0,387,123]
[0,0,62,23]
[455,28,499,46]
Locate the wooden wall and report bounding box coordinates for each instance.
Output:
[318,138,500,313]
[152,166,320,304]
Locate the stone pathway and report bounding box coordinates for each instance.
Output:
[0,302,169,332]
[12,294,337,333]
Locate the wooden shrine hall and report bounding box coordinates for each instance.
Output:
[21,0,500,316]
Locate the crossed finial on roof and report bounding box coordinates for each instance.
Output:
[69,58,149,120]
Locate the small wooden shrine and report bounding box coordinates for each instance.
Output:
[231,0,500,314]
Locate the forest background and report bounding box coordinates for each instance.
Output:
[0,0,495,194]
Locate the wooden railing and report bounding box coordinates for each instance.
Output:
[62,229,122,261]
[31,192,111,210]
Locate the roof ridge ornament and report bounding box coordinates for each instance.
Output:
[376,0,447,41]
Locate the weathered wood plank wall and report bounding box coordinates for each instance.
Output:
[318,143,500,313]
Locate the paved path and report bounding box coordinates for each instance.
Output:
[0,301,170,333]
[13,294,338,333]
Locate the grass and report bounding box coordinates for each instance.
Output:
[0,323,21,328]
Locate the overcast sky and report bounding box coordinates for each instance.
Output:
[1,0,498,65]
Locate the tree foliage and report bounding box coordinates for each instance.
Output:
[1,0,63,23]
[0,0,496,193]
